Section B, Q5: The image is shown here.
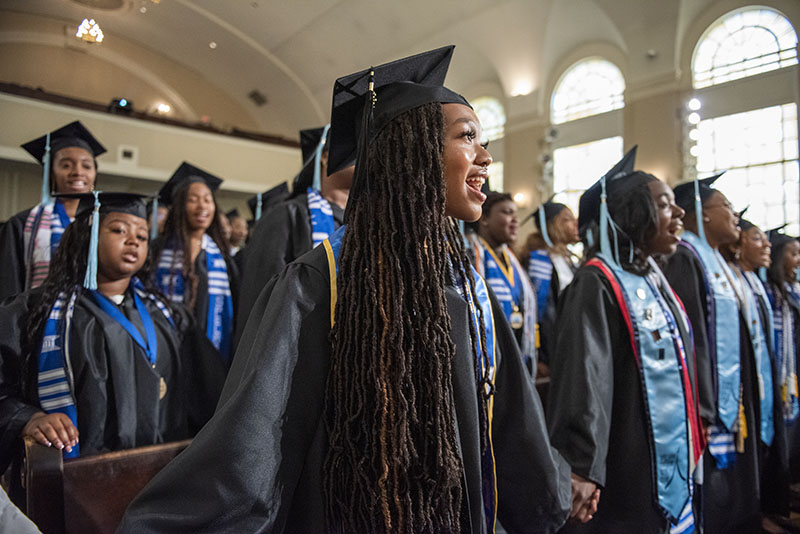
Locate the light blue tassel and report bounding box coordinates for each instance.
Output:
[759,266,767,283]
[255,193,263,221]
[539,206,554,248]
[150,196,159,240]
[312,124,331,191]
[694,178,707,244]
[795,267,800,282]
[41,133,52,205]
[83,191,100,290]
[599,177,619,265]
[586,227,595,248]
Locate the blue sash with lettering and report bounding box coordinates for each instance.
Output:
[740,270,775,446]
[766,282,800,423]
[322,225,498,533]
[589,256,699,525]
[680,232,741,432]
[528,249,553,318]
[307,188,335,248]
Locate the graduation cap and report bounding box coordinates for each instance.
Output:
[21,121,107,206]
[56,192,148,290]
[768,224,797,252]
[226,209,242,220]
[521,195,568,248]
[327,46,470,206]
[248,182,290,221]
[577,145,638,235]
[158,162,223,206]
[672,172,725,244]
[292,125,331,194]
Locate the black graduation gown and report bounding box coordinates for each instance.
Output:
[0,287,226,471]
[0,209,31,302]
[663,246,762,533]
[118,244,572,534]
[547,264,696,534]
[235,193,344,343]
[152,237,240,352]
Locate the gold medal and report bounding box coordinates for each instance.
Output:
[159,377,167,400]
[510,306,524,330]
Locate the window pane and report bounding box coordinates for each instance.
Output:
[471,97,506,142]
[488,161,504,193]
[695,103,799,234]
[692,7,798,89]
[551,58,625,124]
[552,137,624,217]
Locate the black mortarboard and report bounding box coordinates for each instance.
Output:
[672,172,725,214]
[578,145,638,233]
[738,219,755,232]
[159,162,223,205]
[292,126,330,194]
[248,182,290,220]
[768,225,796,252]
[226,209,242,220]
[21,121,106,165]
[327,46,470,179]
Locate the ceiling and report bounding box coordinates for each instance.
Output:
[0,0,769,139]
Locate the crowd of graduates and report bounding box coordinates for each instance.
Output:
[0,44,798,534]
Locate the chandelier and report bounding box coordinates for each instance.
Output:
[76,18,104,44]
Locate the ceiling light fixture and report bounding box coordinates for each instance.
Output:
[209,41,218,49]
[76,18,104,44]
[156,103,171,114]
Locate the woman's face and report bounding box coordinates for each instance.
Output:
[782,240,800,280]
[645,180,684,256]
[184,181,216,232]
[52,146,96,195]
[549,207,579,245]
[97,212,148,282]
[703,191,740,246]
[739,227,771,270]
[483,199,518,245]
[442,103,492,222]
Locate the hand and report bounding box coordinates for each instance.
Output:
[22,412,79,453]
[570,473,600,523]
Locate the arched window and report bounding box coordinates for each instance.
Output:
[471,97,506,141]
[692,7,798,89]
[552,136,624,216]
[550,58,625,125]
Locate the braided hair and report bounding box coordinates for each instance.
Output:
[322,102,490,533]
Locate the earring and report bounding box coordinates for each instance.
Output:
[703,217,711,223]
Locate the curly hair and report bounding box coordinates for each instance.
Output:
[322,102,490,533]
[584,171,659,275]
[151,180,229,309]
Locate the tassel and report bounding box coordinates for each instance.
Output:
[312,124,331,191]
[150,196,159,240]
[694,178,707,244]
[255,193,263,221]
[41,133,52,205]
[759,266,767,283]
[586,227,595,248]
[599,177,617,265]
[539,207,554,248]
[83,191,101,290]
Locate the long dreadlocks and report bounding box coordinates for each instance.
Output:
[322,102,491,533]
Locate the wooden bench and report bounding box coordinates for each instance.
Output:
[22,437,190,534]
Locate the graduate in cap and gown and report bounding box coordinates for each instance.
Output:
[225,209,249,258]
[235,127,353,342]
[119,45,572,534]
[0,121,105,301]
[0,192,225,474]
[547,163,704,533]
[151,163,239,365]
[765,229,800,483]
[663,175,763,533]
[518,196,580,371]
[472,191,538,375]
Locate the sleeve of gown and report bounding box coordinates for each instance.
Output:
[0,214,27,302]
[234,204,298,343]
[491,289,571,533]
[663,248,715,423]
[545,267,617,487]
[118,260,331,533]
[0,292,41,472]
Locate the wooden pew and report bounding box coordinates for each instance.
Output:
[22,437,190,534]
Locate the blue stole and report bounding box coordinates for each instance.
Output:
[49,201,71,256]
[680,232,741,432]
[156,234,233,362]
[307,188,335,248]
[739,270,775,446]
[528,249,552,318]
[589,256,698,525]
[36,279,173,459]
[766,283,800,423]
[477,238,523,319]
[322,225,498,532]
